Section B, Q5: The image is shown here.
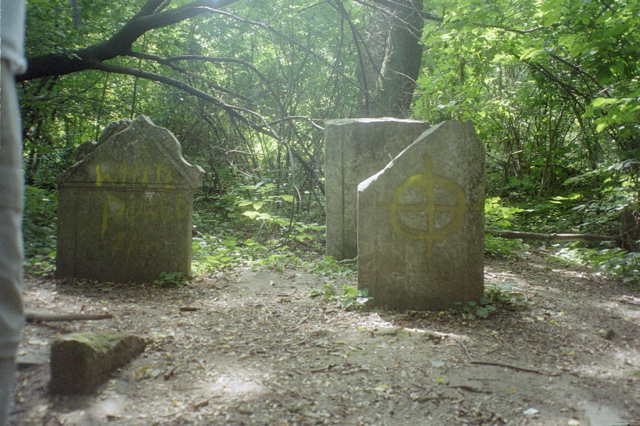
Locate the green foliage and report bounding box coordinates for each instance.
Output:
[484,235,528,259]
[23,186,57,258]
[23,186,57,276]
[485,196,524,229]
[416,0,640,238]
[484,197,529,258]
[154,272,189,287]
[191,236,269,273]
[447,283,528,319]
[309,284,372,311]
[566,161,640,238]
[308,256,357,278]
[555,245,640,287]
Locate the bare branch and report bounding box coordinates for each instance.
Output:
[355,0,441,23]
[486,229,614,242]
[196,7,369,98]
[89,62,261,129]
[126,51,255,103]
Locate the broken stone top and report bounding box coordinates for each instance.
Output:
[58,115,204,189]
[327,117,427,126]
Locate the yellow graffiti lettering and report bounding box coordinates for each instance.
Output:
[141,164,150,185]
[95,161,181,186]
[95,164,117,186]
[101,194,189,234]
[120,161,139,183]
[101,194,126,236]
[154,163,179,186]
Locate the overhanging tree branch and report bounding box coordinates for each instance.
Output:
[90,61,326,193]
[17,0,241,82]
[486,229,615,242]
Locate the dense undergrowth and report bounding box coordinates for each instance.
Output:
[22,178,639,290]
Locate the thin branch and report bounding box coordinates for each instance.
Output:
[521,59,589,99]
[261,116,324,132]
[356,0,441,23]
[332,0,376,115]
[547,52,605,95]
[89,62,264,130]
[470,360,561,376]
[473,22,544,34]
[196,7,369,98]
[126,52,255,103]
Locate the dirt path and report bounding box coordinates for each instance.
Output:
[10,251,640,425]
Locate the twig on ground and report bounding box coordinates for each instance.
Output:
[470,360,561,376]
[25,310,114,323]
[455,338,560,376]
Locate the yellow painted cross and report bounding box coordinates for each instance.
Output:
[378,156,479,263]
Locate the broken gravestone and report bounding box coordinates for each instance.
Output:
[56,115,204,283]
[325,118,430,260]
[358,120,485,310]
[50,332,147,394]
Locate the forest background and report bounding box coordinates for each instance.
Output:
[18,0,640,287]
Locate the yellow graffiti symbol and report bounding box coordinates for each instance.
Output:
[379,156,467,263]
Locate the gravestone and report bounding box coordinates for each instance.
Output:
[56,115,204,283]
[358,120,485,310]
[325,118,430,260]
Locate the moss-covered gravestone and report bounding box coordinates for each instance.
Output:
[56,116,204,283]
[325,118,430,260]
[358,120,485,310]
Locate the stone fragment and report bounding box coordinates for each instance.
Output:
[357,120,485,310]
[56,115,204,283]
[325,118,430,260]
[49,332,148,394]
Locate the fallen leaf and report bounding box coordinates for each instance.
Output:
[374,327,403,336]
[372,384,389,392]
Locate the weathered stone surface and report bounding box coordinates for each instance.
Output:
[325,118,430,260]
[357,120,485,310]
[56,115,204,283]
[49,332,148,394]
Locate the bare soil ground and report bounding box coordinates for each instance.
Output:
[9,250,640,425]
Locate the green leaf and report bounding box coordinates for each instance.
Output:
[242,211,261,219]
[476,307,490,318]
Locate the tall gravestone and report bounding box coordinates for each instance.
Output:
[325,118,430,260]
[56,115,204,283]
[358,120,485,310]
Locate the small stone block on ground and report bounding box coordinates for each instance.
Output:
[50,332,148,394]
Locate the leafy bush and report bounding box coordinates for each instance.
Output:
[448,283,529,319]
[309,283,372,311]
[308,256,357,278]
[154,272,189,287]
[555,245,640,287]
[485,197,524,229]
[23,186,57,258]
[484,234,529,258]
[23,186,58,276]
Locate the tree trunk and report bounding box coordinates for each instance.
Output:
[369,0,424,118]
